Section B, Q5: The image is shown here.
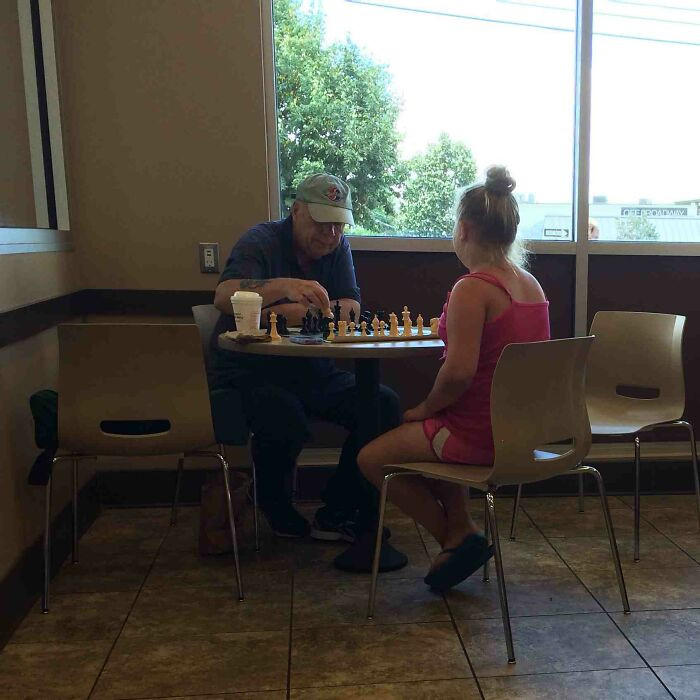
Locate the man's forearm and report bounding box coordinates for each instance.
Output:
[264,302,307,326]
[335,299,360,321]
[214,278,289,313]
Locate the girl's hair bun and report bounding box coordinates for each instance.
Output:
[485,166,516,196]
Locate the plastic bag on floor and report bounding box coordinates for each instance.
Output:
[198,469,250,555]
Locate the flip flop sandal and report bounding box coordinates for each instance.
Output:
[424,533,494,592]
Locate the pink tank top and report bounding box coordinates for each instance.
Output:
[435,271,550,459]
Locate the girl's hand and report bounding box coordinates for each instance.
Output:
[404,403,431,423]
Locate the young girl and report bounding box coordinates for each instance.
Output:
[358,166,550,591]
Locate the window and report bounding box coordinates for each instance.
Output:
[272,0,574,240]
[590,0,700,243]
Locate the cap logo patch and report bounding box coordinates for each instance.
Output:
[326,185,341,202]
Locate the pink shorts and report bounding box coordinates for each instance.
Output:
[423,418,493,465]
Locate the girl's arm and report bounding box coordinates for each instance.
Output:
[404,278,486,421]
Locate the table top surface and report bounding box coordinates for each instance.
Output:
[218,332,444,359]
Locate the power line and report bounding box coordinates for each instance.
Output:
[345,0,700,47]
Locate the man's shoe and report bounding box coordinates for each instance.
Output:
[262,501,310,539]
[311,506,358,542]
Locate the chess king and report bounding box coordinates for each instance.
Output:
[208,173,401,541]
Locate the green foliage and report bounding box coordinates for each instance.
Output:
[274,0,403,229]
[398,134,477,237]
[615,216,659,241]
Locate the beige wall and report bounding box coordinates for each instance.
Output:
[54,0,271,291]
[0,0,35,227]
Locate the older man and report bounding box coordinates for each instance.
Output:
[210,173,401,539]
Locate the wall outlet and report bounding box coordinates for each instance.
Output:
[198,242,219,273]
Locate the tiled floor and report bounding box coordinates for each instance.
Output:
[3,494,700,699]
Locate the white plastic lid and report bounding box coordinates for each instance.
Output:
[231,291,262,300]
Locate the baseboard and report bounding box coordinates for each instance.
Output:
[0,475,101,650]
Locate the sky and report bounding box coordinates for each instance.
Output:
[296,0,700,204]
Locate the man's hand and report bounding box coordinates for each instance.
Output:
[281,279,331,311]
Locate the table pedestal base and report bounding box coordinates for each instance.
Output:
[333,530,408,573]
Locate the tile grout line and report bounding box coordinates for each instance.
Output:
[85,527,170,700]
[520,500,677,698]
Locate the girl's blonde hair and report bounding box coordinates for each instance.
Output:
[456,166,527,267]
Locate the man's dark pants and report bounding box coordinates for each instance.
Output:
[242,370,401,514]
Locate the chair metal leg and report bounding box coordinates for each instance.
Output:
[486,491,515,664]
[482,495,490,582]
[578,473,585,512]
[42,474,53,613]
[634,435,641,562]
[367,472,394,619]
[509,485,522,541]
[72,457,79,564]
[580,465,630,613]
[676,421,700,533]
[217,453,244,601]
[170,456,184,526]
[252,463,260,552]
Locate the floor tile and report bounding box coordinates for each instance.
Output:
[0,640,111,700]
[549,532,696,570]
[291,678,481,698]
[291,623,472,688]
[139,694,285,700]
[458,613,644,677]
[10,591,136,643]
[446,568,600,619]
[51,551,154,594]
[91,631,289,699]
[641,508,700,537]
[577,565,700,612]
[619,494,700,510]
[480,668,671,699]
[293,576,449,628]
[664,533,700,561]
[612,609,700,666]
[654,665,700,700]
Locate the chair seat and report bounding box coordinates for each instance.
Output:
[588,401,681,436]
[386,450,562,490]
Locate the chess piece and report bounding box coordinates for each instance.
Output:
[430,317,439,335]
[416,314,424,335]
[402,306,412,336]
[348,321,356,334]
[325,321,335,340]
[269,312,281,340]
[349,308,356,324]
[360,321,368,336]
[338,320,348,336]
[379,320,386,334]
[371,315,380,335]
[389,312,399,337]
[277,314,288,336]
[333,300,342,323]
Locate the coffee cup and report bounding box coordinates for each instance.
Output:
[230,291,262,333]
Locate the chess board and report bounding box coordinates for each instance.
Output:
[326,326,439,343]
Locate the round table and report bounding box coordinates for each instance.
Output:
[218,332,443,572]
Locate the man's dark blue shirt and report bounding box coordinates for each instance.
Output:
[209,215,361,389]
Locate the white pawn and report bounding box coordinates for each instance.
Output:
[380,320,386,334]
[389,312,399,337]
[326,321,335,341]
[360,320,368,336]
[349,321,356,334]
[417,314,424,335]
[338,320,348,336]
[269,312,281,341]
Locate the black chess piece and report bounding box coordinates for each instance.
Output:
[311,316,318,334]
[349,308,356,324]
[333,300,342,323]
[302,309,313,335]
[277,314,288,336]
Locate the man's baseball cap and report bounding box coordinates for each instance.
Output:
[295,173,354,226]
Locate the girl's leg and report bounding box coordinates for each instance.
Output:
[358,422,448,546]
[432,481,480,548]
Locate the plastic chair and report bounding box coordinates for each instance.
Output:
[366,337,630,664]
[43,323,244,613]
[583,311,699,561]
[182,305,259,550]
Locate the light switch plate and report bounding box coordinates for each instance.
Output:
[198,242,219,273]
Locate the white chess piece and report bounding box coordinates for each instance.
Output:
[327,321,335,340]
[379,320,386,334]
[372,315,380,336]
[349,321,356,334]
[402,306,412,336]
[360,320,368,336]
[338,320,348,336]
[417,314,424,335]
[269,311,281,341]
[430,317,439,335]
[389,312,399,337]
